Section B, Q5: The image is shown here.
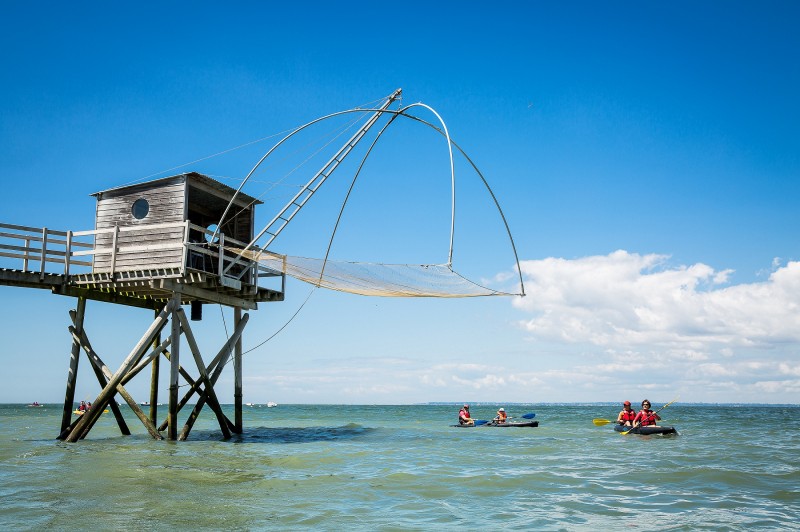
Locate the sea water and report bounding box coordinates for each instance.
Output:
[1,403,798,530]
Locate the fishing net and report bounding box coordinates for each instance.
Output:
[217,92,526,298]
[233,249,515,297]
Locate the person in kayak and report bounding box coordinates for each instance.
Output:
[493,408,508,424]
[633,399,661,427]
[458,404,474,426]
[617,400,636,426]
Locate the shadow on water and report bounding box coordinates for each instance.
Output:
[189,423,376,444]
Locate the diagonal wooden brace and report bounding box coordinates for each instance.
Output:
[65,310,131,437]
[175,308,231,439]
[68,325,163,440]
[179,312,249,440]
[64,299,176,442]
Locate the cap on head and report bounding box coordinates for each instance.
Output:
[463,404,469,408]
[498,408,505,412]
[623,401,631,406]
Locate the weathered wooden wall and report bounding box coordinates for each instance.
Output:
[93,179,186,273]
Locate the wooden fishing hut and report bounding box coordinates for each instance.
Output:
[0,172,284,441]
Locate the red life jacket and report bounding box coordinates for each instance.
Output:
[637,409,658,426]
[619,409,636,423]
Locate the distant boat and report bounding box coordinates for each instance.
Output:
[27,402,44,408]
[245,402,256,407]
[267,402,278,408]
[139,402,163,406]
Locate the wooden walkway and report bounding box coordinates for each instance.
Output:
[0,222,283,310]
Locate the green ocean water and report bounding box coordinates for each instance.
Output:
[1,403,798,530]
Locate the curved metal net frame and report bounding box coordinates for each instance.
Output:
[218,90,526,298]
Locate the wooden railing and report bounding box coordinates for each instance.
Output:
[0,222,93,278]
[0,221,280,288]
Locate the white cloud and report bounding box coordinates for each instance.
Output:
[514,252,800,349]
[498,252,800,402]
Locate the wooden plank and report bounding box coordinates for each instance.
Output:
[156,278,257,310]
[0,222,68,236]
[0,230,93,248]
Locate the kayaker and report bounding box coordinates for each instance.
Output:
[458,404,474,426]
[78,401,87,412]
[633,399,661,427]
[617,400,636,426]
[494,408,508,424]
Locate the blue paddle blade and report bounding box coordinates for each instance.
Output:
[473,420,490,426]
[521,413,536,419]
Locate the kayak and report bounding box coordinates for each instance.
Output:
[614,424,677,435]
[486,420,539,428]
[452,420,539,428]
[73,409,109,415]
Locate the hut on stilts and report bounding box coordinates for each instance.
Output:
[0,172,283,441]
[0,87,525,442]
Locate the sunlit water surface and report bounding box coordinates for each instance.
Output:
[1,404,798,530]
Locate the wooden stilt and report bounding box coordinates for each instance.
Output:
[175,308,231,439]
[67,309,130,436]
[234,307,243,434]
[149,308,160,425]
[64,300,175,442]
[68,325,162,440]
[179,312,249,440]
[168,294,181,440]
[156,352,235,434]
[60,297,86,433]
[157,351,202,432]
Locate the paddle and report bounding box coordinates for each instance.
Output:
[520,412,536,419]
[473,419,490,426]
[621,397,679,435]
[593,418,613,426]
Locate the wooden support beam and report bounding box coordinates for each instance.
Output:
[149,308,160,425]
[168,294,181,440]
[64,299,175,442]
[234,307,243,434]
[52,285,161,310]
[67,324,164,440]
[175,309,231,439]
[60,297,85,433]
[179,312,249,440]
[66,310,131,437]
[156,349,236,432]
[156,278,257,310]
[126,337,172,382]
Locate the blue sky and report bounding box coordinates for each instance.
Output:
[1,1,798,405]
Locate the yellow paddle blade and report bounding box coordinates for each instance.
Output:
[593,418,613,426]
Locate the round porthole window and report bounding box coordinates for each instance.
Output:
[132,198,150,219]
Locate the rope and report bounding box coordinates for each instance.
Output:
[115,129,296,189]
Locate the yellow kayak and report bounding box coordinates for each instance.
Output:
[73,409,109,415]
